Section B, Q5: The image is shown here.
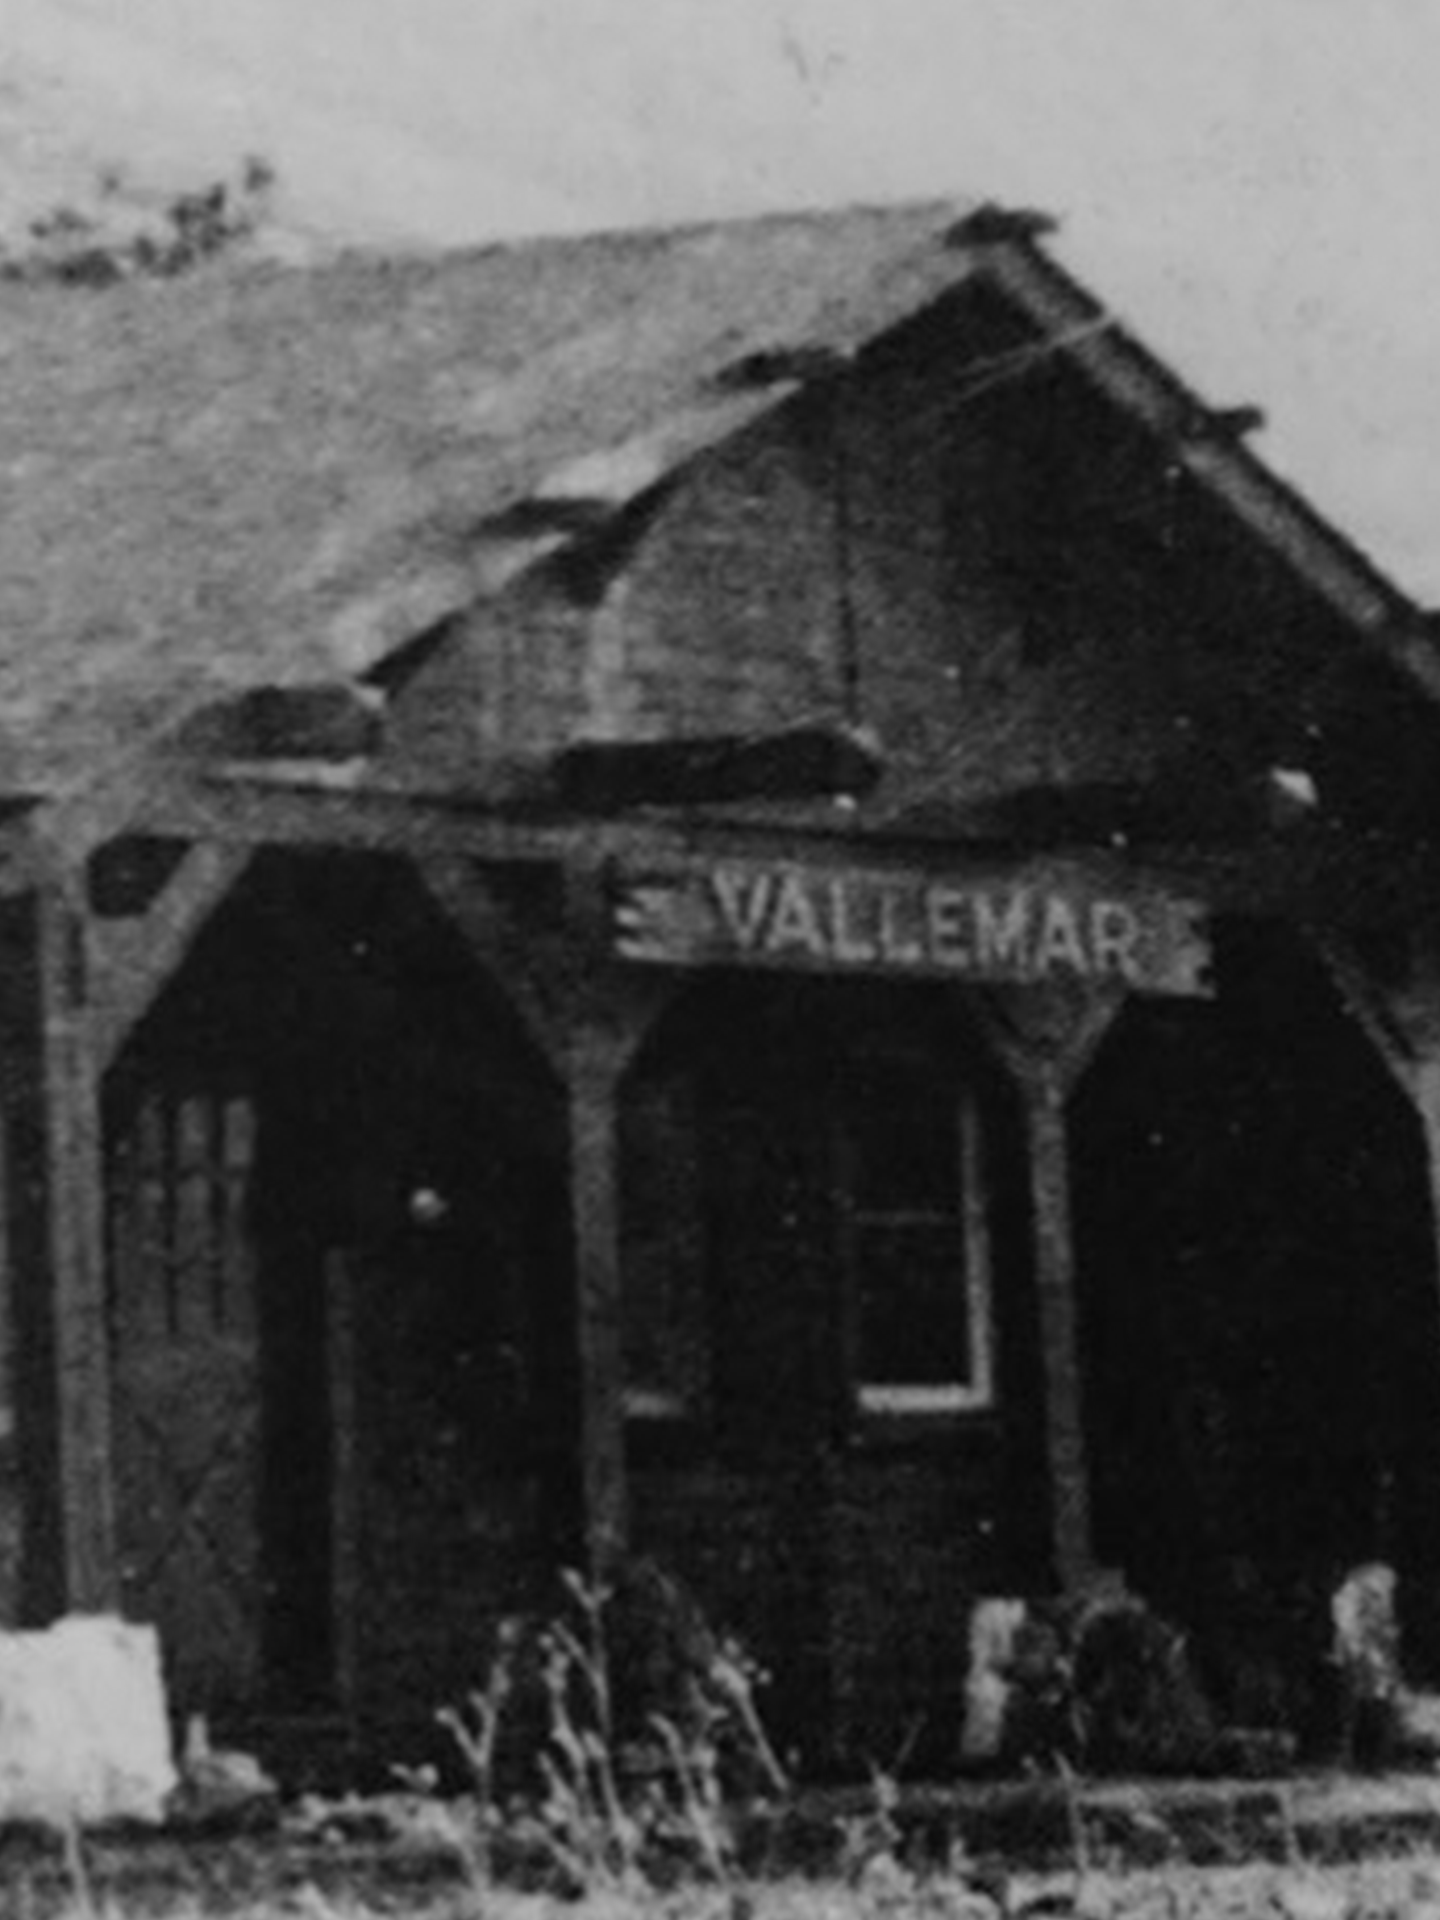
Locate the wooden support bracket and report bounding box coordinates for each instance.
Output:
[1315,932,1440,1097]
[415,856,571,1072]
[87,845,252,1073]
[1316,930,1440,1383]
[972,978,1125,1098]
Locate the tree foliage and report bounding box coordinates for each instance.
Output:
[1,156,276,288]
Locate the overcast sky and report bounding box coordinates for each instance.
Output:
[7,0,1440,600]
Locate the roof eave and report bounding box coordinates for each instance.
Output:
[970,228,1440,704]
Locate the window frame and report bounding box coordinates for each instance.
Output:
[836,1055,996,1421]
[107,1082,259,1348]
[617,1004,999,1432]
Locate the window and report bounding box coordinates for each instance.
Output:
[838,1053,994,1417]
[108,1088,258,1343]
[618,992,998,1435]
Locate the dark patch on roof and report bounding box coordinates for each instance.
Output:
[946,203,1060,247]
[550,722,883,812]
[711,344,849,391]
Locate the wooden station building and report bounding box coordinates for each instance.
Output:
[2,200,1440,1767]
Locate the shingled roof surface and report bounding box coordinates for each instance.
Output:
[0,199,983,797]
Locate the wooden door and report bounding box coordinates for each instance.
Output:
[335,1051,572,1733]
[108,1086,264,1716]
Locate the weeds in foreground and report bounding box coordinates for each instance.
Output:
[34,1566,1440,1918]
[34,1779,1440,1920]
[436,1566,789,1900]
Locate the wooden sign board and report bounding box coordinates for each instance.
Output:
[613,856,1213,997]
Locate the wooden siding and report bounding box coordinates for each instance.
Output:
[382,298,1281,832]
[629,1439,1012,1772]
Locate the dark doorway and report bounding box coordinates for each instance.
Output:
[107,853,573,1738]
[1071,920,1440,1712]
[251,855,572,1738]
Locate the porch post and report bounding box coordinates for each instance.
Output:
[418,849,677,1581]
[566,1011,632,1577]
[556,851,678,1580]
[38,890,117,1613]
[1023,1070,1094,1589]
[975,985,1122,1592]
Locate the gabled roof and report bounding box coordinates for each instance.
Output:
[0,195,1429,806]
[0,200,981,797]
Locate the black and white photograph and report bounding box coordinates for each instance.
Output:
[3,5,1440,1914]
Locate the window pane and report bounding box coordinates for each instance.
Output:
[857,1220,970,1387]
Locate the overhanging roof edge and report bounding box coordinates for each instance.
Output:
[979,235,1435,695]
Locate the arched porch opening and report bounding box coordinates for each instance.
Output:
[1071,917,1440,1732]
[620,973,1039,1771]
[104,850,572,1740]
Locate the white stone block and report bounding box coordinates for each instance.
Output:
[0,1614,176,1828]
[961,1596,1028,1763]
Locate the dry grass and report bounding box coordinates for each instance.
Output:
[23,1853,1440,1920]
[24,1578,1440,1918]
